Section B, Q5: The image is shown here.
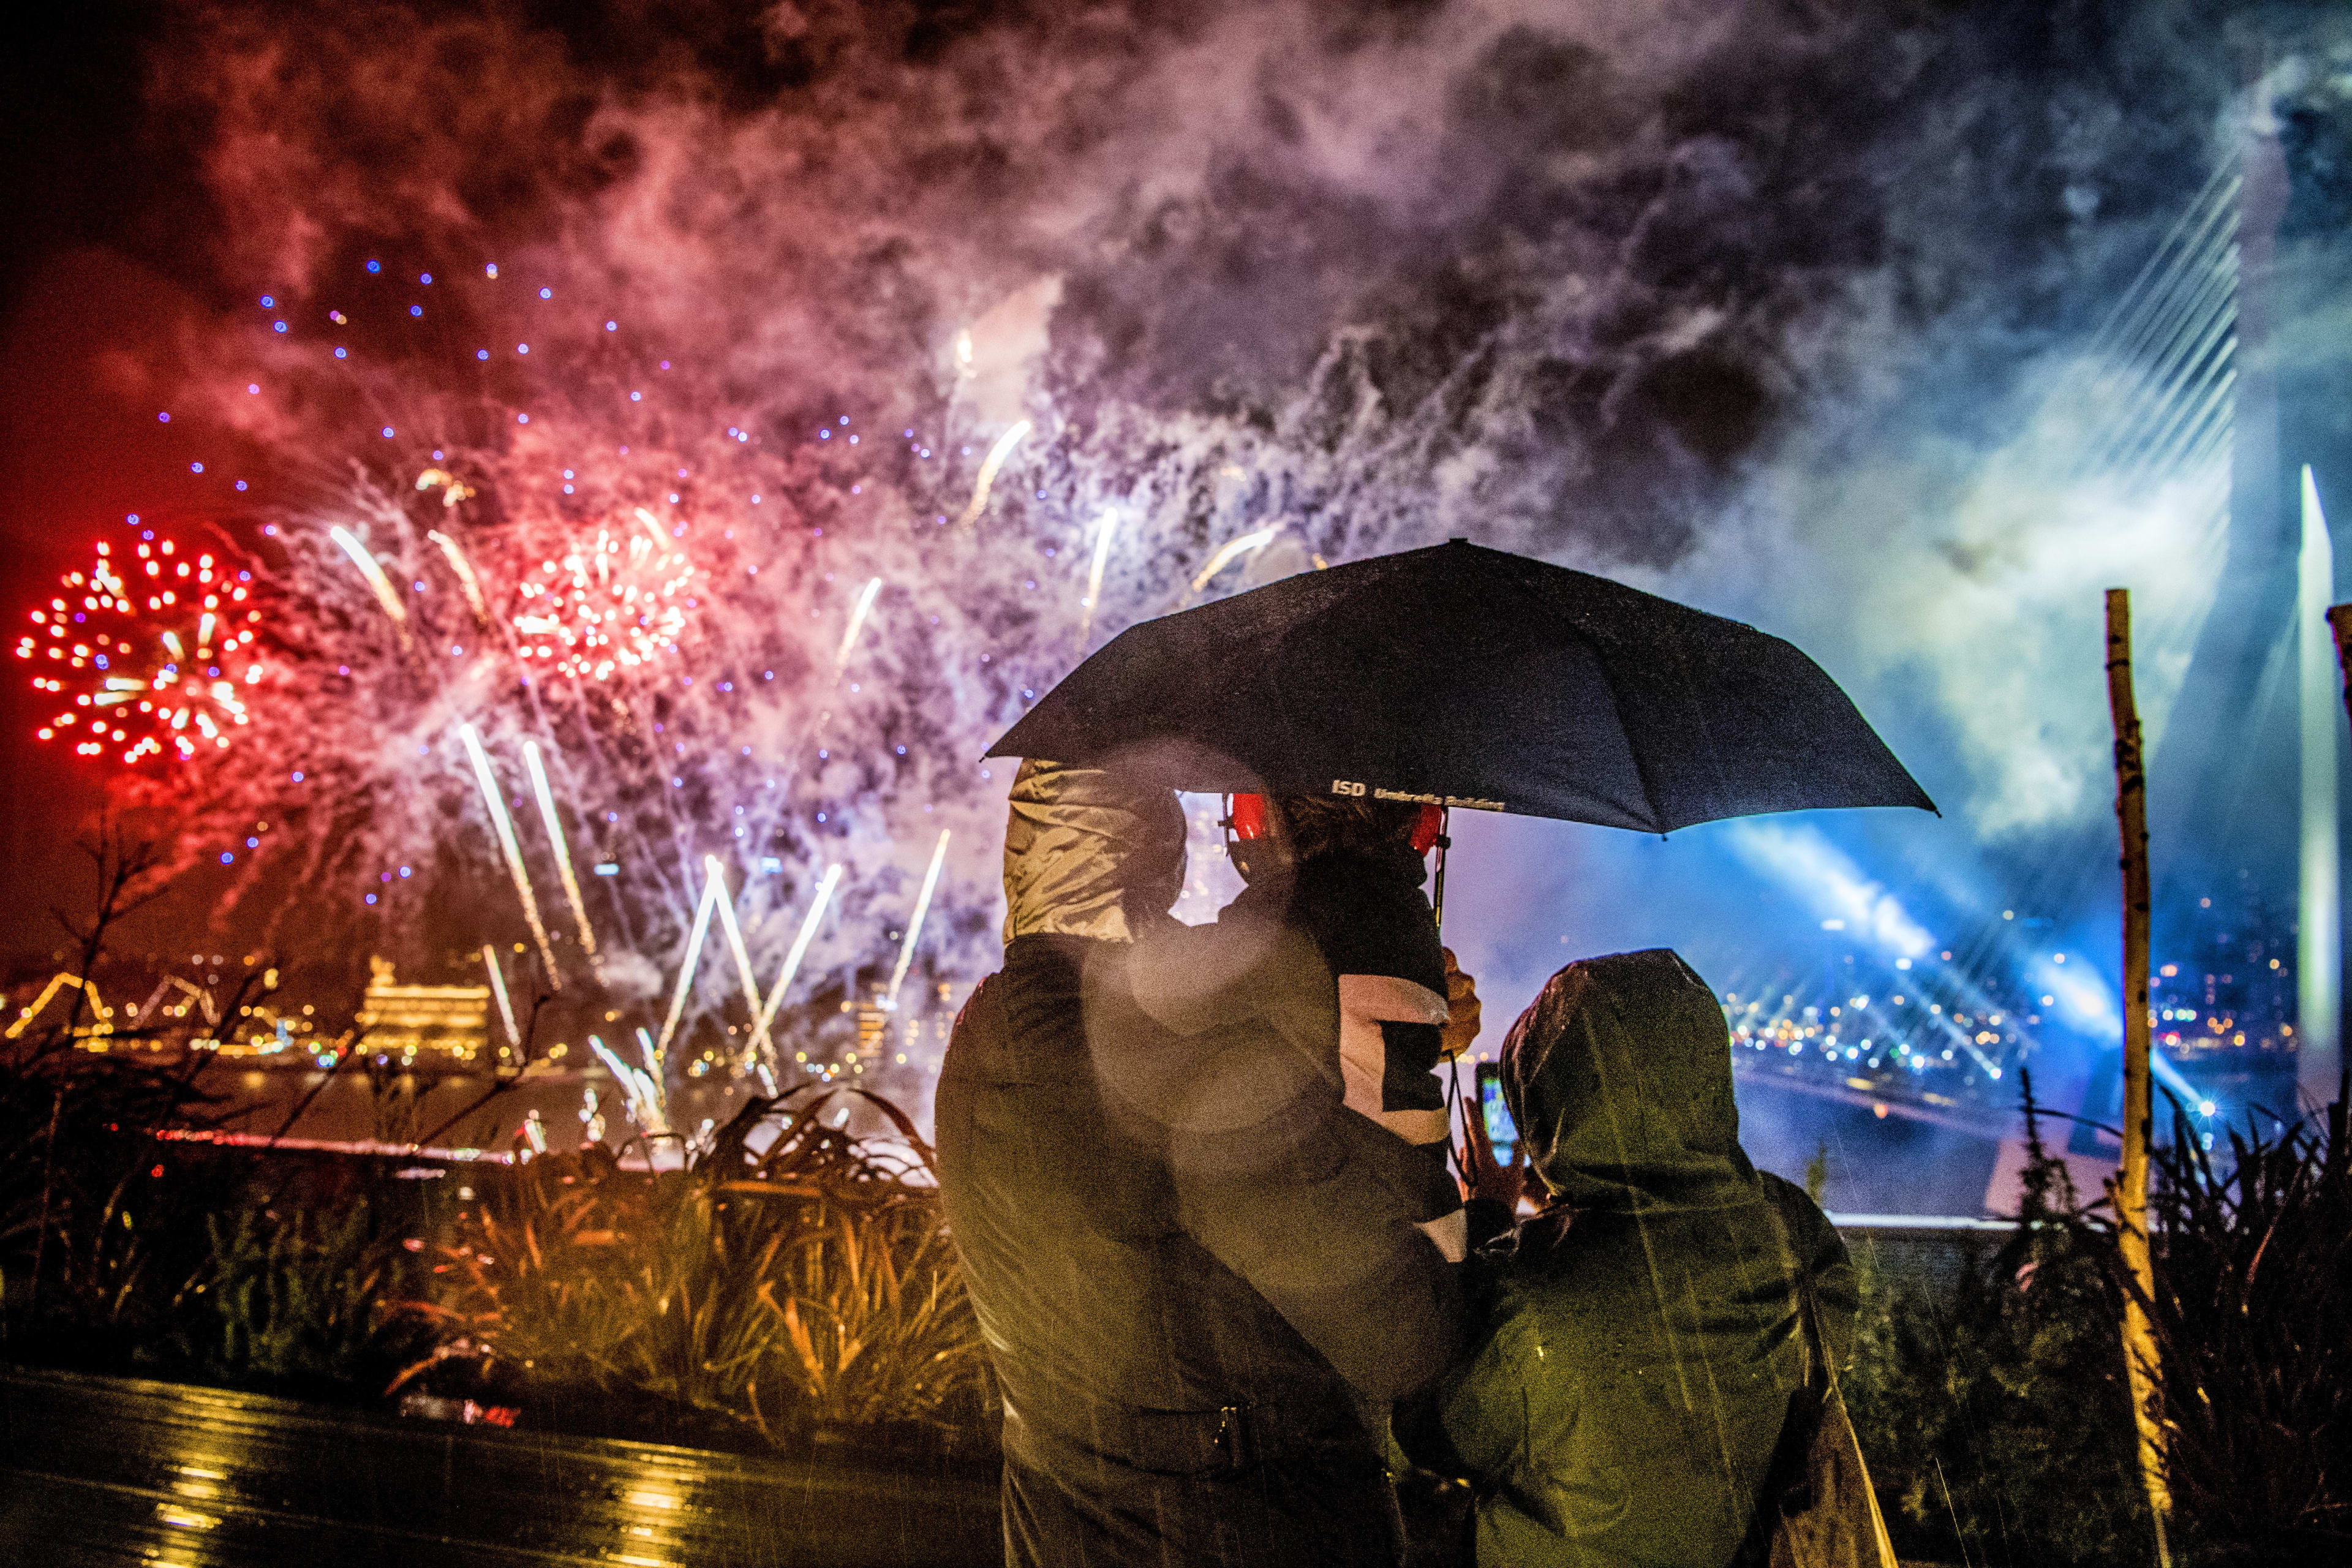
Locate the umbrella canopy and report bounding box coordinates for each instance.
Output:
[989,540,1933,834]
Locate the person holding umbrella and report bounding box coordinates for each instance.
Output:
[984,538,1934,1565]
[1219,789,1485,1262]
[935,760,1487,1567]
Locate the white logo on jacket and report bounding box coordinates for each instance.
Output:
[1335,973,1450,1147]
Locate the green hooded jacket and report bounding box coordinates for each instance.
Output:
[1406,949,1855,1568]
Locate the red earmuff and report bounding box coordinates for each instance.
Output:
[1229,793,1270,840]
[1411,802,1445,855]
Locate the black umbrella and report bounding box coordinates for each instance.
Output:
[989,539,1934,834]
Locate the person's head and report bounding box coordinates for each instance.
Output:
[1228,793,1430,881]
[1002,760,1185,943]
[1498,948,1752,1208]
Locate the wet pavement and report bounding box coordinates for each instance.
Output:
[0,1367,1000,1567]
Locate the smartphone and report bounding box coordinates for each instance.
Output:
[1476,1061,1518,1167]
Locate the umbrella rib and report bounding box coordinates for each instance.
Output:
[1662,635,1735,836]
[1601,646,1673,837]
[1506,558,1669,834]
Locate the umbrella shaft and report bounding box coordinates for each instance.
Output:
[1431,810,1450,930]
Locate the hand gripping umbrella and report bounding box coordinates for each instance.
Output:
[989,540,1934,837]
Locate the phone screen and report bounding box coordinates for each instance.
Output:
[1477,1063,1518,1167]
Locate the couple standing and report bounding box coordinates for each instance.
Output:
[935,764,1864,1568]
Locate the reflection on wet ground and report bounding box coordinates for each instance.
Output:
[0,1367,998,1567]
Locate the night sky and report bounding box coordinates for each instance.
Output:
[3,4,2348,1051]
[2,4,235,966]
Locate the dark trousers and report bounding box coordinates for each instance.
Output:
[1000,1410,1403,1568]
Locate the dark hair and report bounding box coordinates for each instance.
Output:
[1270,795,1421,863]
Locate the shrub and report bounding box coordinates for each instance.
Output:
[400,1085,989,1446]
[0,1044,215,1352]
[2128,1100,2352,1561]
[1845,1079,2352,1564]
[195,1198,432,1396]
[1843,1086,2153,1567]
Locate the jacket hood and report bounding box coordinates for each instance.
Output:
[1501,948,1757,1210]
[1001,760,1186,944]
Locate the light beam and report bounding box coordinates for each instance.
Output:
[425,529,491,625]
[588,1033,665,1135]
[703,853,769,1060]
[2300,464,2341,1109]
[653,871,720,1065]
[755,863,842,1066]
[1190,526,1277,594]
[1079,511,1118,650]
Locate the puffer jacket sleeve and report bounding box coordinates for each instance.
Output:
[1175,1079,1465,1401]
[1098,911,1466,1401]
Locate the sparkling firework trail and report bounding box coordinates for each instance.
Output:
[413,467,476,508]
[1078,511,1119,650]
[522,741,598,957]
[703,853,769,1058]
[653,870,720,1065]
[458,723,562,987]
[480,944,521,1047]
[755,863,842,1063]
[328,526,412,645]
[885,829,952,1011]
[587,1032,665,1135]
[630,1027,673,1133]
[956,419,1032,528]
[1190,526,1278,594]
[424,529,491,626]
[834,577,882,677]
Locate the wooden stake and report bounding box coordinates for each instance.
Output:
[2104,588,2172,1563]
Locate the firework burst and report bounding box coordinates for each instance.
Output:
[32,94,1315,1078]
[18,538,268,766]
[510,508,697,680]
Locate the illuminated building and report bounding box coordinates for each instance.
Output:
[354,956,491,1064]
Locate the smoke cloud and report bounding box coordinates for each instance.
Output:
[100,1,2350,1053]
